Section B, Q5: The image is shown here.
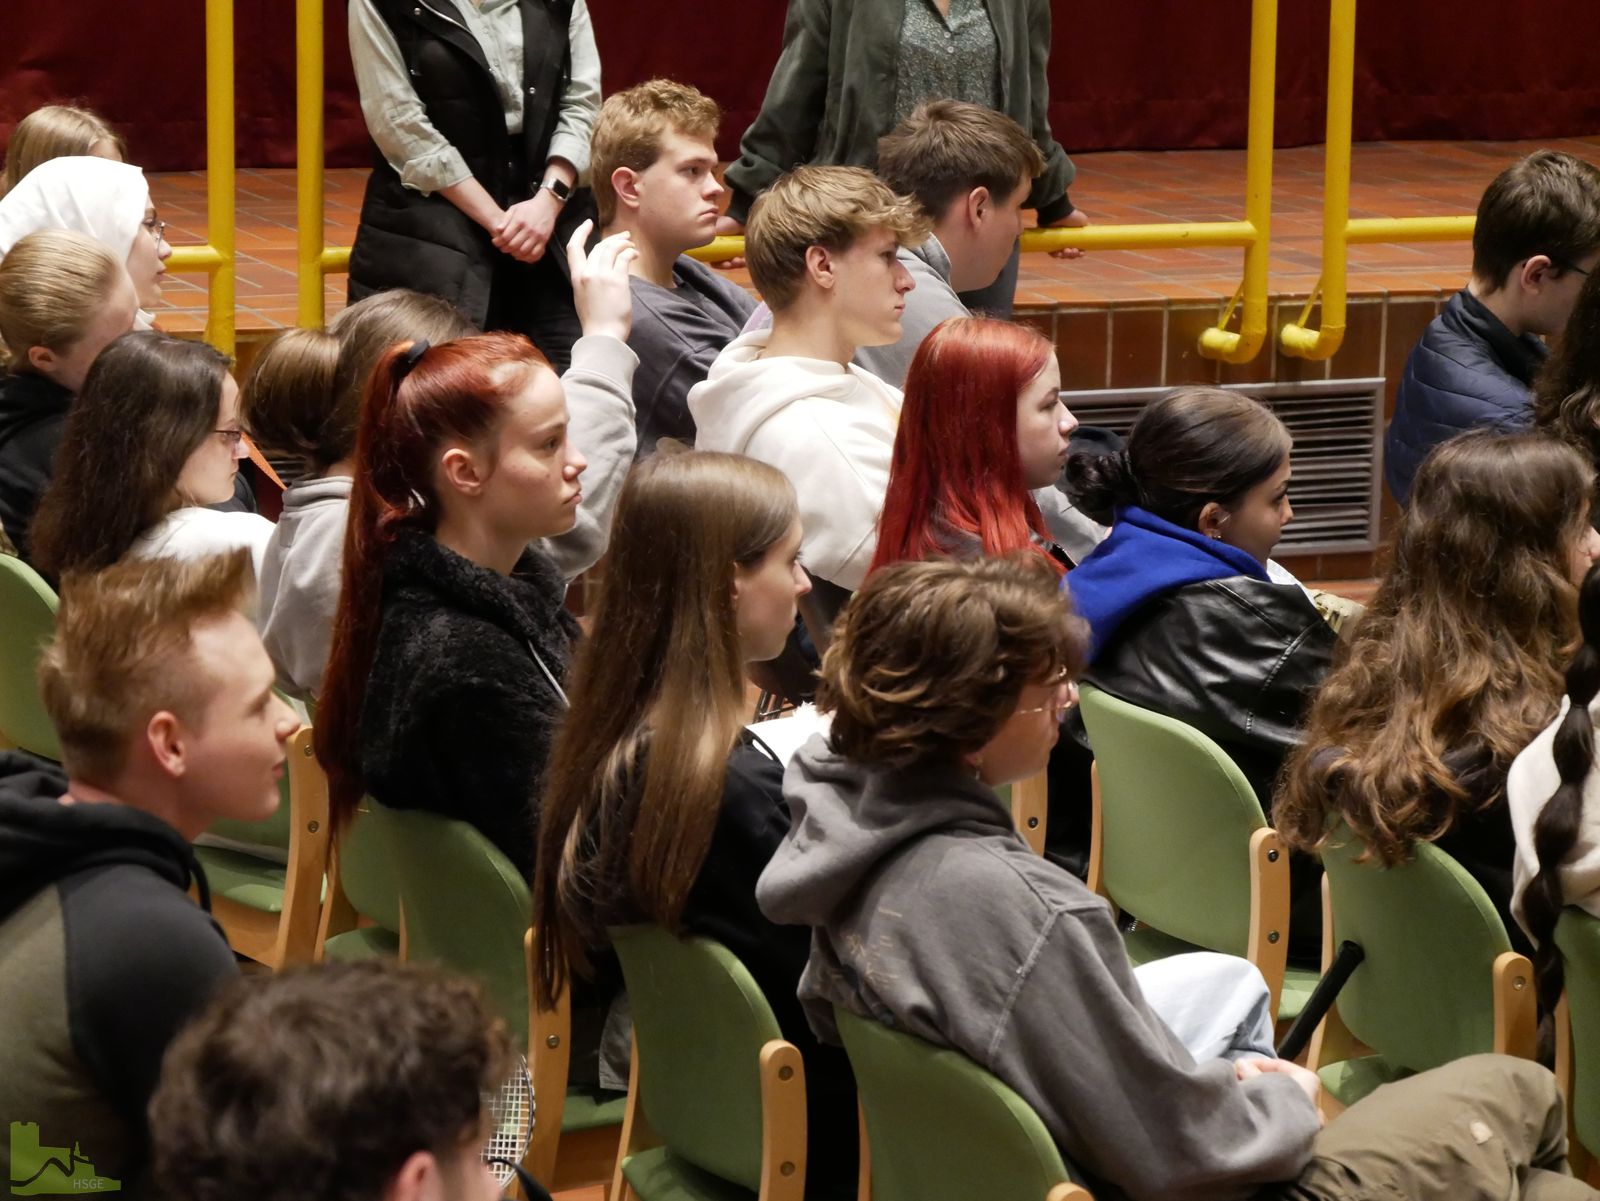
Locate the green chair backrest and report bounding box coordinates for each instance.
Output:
[609,925,780,1193]
[0,555,60,761]
[1320,826,1511,1073]
[1078,684,1265,953]
[1556,907,1600,1155]
[836,1008,1071,1201]
[329,801,404,951]
[374,802,532,1044]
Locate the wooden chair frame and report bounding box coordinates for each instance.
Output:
[1009,769,1049,857]
[1085,763,1294,1016]
[521,930,621,1193]
[207,725,329,969]
[1306,875,1538,1120]
[609,1031,808,1201]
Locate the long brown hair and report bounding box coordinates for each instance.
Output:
[1277,431,1593,864]
[316,332,547,830]
[242,289,474,476]
[32,330,230,578]
[1533,267,1600,470]
[532,452,798,1007]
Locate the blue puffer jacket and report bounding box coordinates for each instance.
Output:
[1383,289,1547,504]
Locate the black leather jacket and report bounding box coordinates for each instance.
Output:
[1082,575,1338,805]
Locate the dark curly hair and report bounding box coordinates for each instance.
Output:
[819,554,1087,770]
[150,960,513,1201]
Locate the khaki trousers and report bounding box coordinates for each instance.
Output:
[1270,1054,1595,1201]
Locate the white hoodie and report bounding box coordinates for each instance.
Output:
[688,329,899,590]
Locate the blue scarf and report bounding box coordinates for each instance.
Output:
[1065,505,1269,661]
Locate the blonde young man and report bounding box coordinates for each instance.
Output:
[0,551,299,1198]
[688,166,927,590]
[591,79,757,454]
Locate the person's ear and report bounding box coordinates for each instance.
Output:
[805,244,836,292]
[1519,254,1556,294]
[1196,501,1228,541]
[145,711,187,780]
[26,345,59,376]
[382,1151,438,1201]
[438,446,486,497]
[964,185,992,230]
[611,166,643,212]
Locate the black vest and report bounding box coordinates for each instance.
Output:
[348,0,574,324]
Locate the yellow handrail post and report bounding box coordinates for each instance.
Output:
[203,0,236,355]
[165,0,236,355]
[297,0,327,328]
[1282,0,1475,359]
[1281,0,1354,360]
[1196,0,1277,364]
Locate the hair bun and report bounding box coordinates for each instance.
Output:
[1063,448,1138,525]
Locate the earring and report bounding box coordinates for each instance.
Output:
[1209,532,1223,541]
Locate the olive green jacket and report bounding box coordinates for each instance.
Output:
[724,0,1076,223]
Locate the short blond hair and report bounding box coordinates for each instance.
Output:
[590,79,721,225]
[2,104,124,196]
[746,166,930,312]
[0,229,127,369]
[38,551,256,782]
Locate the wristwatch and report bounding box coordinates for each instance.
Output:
[539,177,572,205]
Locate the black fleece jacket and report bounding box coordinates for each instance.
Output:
[0,369,72,563]
[0,752,237,1199]
[360,529,579,876]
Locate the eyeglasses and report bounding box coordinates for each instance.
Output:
[1015,670,1077,722]
[214,428,244,449]
[144,216,167,244]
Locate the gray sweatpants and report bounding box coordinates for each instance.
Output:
[1273,1053,1593,1201]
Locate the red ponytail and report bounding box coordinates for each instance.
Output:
[316,331,545,828]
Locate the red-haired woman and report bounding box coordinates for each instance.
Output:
[318,330,589,878]
[870,316,1097,575]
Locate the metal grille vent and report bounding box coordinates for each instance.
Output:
[1058,379,1384,555]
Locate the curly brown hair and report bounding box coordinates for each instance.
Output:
[819,554,1087,770]
[151,960,512,1201]
[1276,431,1593,865]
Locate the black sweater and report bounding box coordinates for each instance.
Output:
[0,752,237,1198]
[0,369,72,563]
[360,529,578,876]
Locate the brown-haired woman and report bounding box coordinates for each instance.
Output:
[756,555,1338,1198]
[0,229,138,562]
[531,450,863,1186]
[1279,431,1600,954]
[243,290,474,698]
[1,103,123,195]
[1533,266,1600,480]
[31,331,272,581]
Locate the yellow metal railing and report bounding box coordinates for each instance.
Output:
[296,0,1281,362]
[163,0,237,354]
[297,0,350,328]
[1280,0,1474,359]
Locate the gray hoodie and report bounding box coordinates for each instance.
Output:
[756,736,1320,1201]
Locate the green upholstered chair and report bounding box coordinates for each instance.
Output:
[370,803,623,1190]
[1077,684,1313,1021]
[0,554,60,761]
[317,800,403,961]
[1309,828,1536,1112]
[1556,907,1600,1169]
[836,1008,1093,1201]
[608,925,818,1201]
[194,724,329,968]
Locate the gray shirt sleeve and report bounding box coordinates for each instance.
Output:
[537,333,638,580]
[989,906,1320,1200]
[547,0,601,176]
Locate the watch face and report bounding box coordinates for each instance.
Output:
[545,179,571,201]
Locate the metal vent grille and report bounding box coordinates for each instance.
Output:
[1059,379,1385,555]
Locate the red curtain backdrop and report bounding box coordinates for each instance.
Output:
[3,1,1598,173]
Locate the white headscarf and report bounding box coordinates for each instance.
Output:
[0,155,150,260]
